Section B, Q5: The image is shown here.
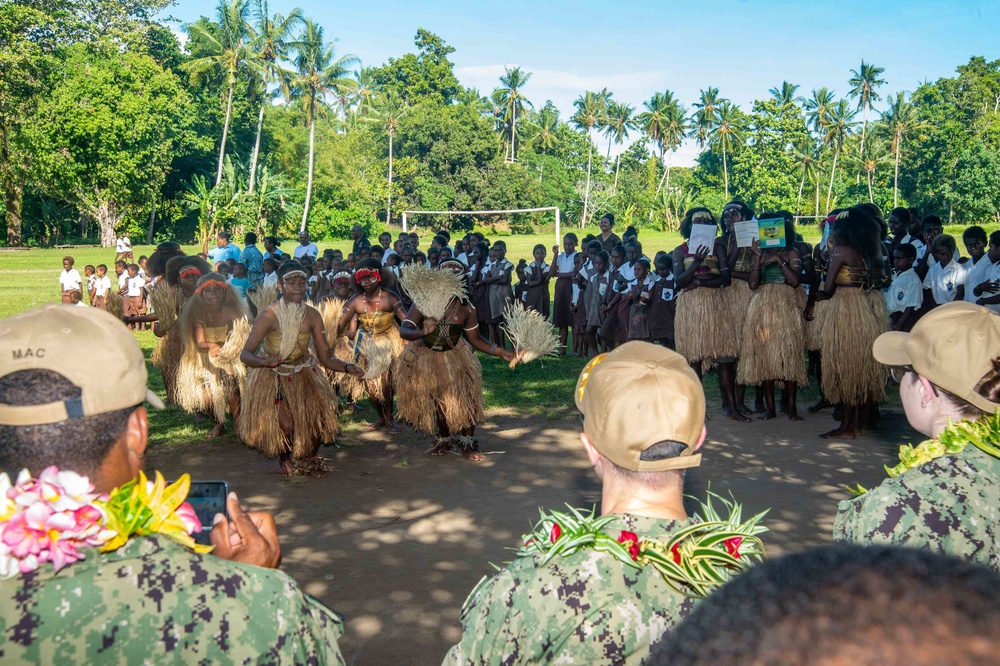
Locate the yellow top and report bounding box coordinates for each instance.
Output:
[263,329,312,364]
[732,248,754,273]
[835,265,867,287]
[358,311,397,336]
[202,324,229,344]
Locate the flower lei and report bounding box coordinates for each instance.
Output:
[513,493,768,599]
[849,411,1000,495]
[0,468,210,579]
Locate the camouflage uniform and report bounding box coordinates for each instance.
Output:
[834,446,1000,570]
[0,534,346,664]
[442,514,699,666]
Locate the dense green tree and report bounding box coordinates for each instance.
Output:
[369,29,461,105]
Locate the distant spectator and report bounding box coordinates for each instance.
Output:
[115,234,133,264]
[262,236,286,261]
[351,225,371,255]
[294,231,319,260]
[208,231,241,264]
[240,232,265,288]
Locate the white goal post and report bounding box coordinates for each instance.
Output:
[400,206,562,245]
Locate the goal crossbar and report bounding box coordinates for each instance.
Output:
[400,207,562,244]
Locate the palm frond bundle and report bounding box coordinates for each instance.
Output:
[501,301,559,368]
[399,264,465,319]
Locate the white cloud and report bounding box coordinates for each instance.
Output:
[455,63,700,167]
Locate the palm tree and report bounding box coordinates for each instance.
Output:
[495,66,533,162]
[246,0,301,194]
[639,91,688,196]
[603,100,636,191]
[572,90,606,227]
[526,102,560,183]
[769,80,800,106]
[880,91,929,207]
[848,60,887,161]
[854,136,891,203]
[692,87,726,148]
[183,0,256,186]
[458,87,493,116]
[709,101,745,200]
[351,66,378,116]
[803,87,836,134]
[791,138,821,213]
[822,99,858,211]
[288,18,359,232]
[367,91,407,226]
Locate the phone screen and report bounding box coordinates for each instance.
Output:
[183,480,230,546]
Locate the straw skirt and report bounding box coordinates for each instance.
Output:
[736,283,808,385]
[395,340,485,434]
[722,279,753,350]
[805,299,830,351]
[675,287,739,363]
[820,288,887,405]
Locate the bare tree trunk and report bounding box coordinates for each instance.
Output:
[94,200,124,248]
[300,112,316,234]
[146,198,157,244]
[825,146,840,212]
[893,137,901,207]
[858,107,868,184]
[386,131,393,226]
[815,176,820,217]
[867,171,874,203]
[797,171,806,211]
[613,153,621,192]
[582,139,593,228]
[722,148,729,200]
[216,82,235,186]
[3,174,24,247]
[510,102,516,162]
[248,94,266,194]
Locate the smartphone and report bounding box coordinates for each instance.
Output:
[183,480,230,546]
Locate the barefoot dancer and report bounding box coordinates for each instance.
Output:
[736,216,807,421]
[336,258,407,434]
[176,272,249,438]
[672,208,747,422]
[239,261,361,476]
[150,255,210,405]
[319,271,365,412]
[815,206,888,439]
[397,260,516,462]
[722,201,760,415]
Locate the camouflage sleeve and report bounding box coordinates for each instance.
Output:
[283,587,347,666]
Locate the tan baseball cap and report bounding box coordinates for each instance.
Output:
[0,304,164,426]
[574,341,705,472]
[872,301,1000,414]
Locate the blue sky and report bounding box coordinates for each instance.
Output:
[162,0,1000,165]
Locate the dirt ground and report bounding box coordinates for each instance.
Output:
[149,403,918,665]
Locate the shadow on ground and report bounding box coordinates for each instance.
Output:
[148,401,918,665]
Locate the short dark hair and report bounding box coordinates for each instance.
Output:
[0,370,135,477]
[217,231,230,240]
[587,240,603,253]
[922,214,943,229]
[889,207,911,226]
[963,225,988,243]
[244,232,258,245]
[895,242,917,260]
[651,544,1000,665]
[604,440,689,488]
[991,230,1000,246]
[600,213,614,226]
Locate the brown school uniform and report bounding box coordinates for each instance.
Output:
[648,277,676,344]
[522,261,550,318]
[627,277,655,341]
[599,267,622,340]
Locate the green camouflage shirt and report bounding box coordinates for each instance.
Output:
[442,513,699,666]
[0,534,346,665]
[834,446,1000,570]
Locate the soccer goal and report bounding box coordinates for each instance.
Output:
[400,206,563,245]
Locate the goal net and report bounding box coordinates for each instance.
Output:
[400,207,562,245]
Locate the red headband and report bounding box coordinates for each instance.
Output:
[195,279,227,294]
[355,268,381,284]
[179,267,202,280]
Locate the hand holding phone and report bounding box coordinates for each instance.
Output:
[210,493,282,569]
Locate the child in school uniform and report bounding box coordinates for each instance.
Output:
[59,256,82,304]
[648,254,676,348]
[521,244,551,318]
[483,241,514,348]
[549,233,579,355]
[886,243,922,332]
[967,230,1000,314]
[92,264,112,310]
[123,264,146,329]
[599,245,626,349]
[571,253,586,355]
[83,265,96,305]
[584,251,611,357]
[68,289,88,308]
[625,259,655,342]
[115,260,128,293]
[922,234,966,308]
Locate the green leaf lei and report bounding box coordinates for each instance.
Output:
[849,410,1000,496]
[509,493,769,599]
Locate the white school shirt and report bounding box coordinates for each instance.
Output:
[117,272,128,290]
[922,260,967,305]
[554,251,577,275]
[885,268,923,314]
[965,259,1000,313]
[263,272,278,287]
[94,275,112,297]
[125,275,145,297]
[619,261,637,283]
[86,274,96,293]
[73,300,89,308]
[456,252,469,267]
[927,247,961,267]
[59,268,82,293]
[900,234,925,259]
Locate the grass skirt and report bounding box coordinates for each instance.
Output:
[239,360,340,458]
[867,288,890,332]
[357,325,405,396]
[675,287,739,363]
[820,288,887,405]
[175,353,240,424]
[723,280,753,350]
[151,330,182,403]
[331,333,365,402]
[395,340,485,434]
[736,284,808,385]
[805,299,830,351]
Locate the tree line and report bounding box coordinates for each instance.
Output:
[3,0,1000,248]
